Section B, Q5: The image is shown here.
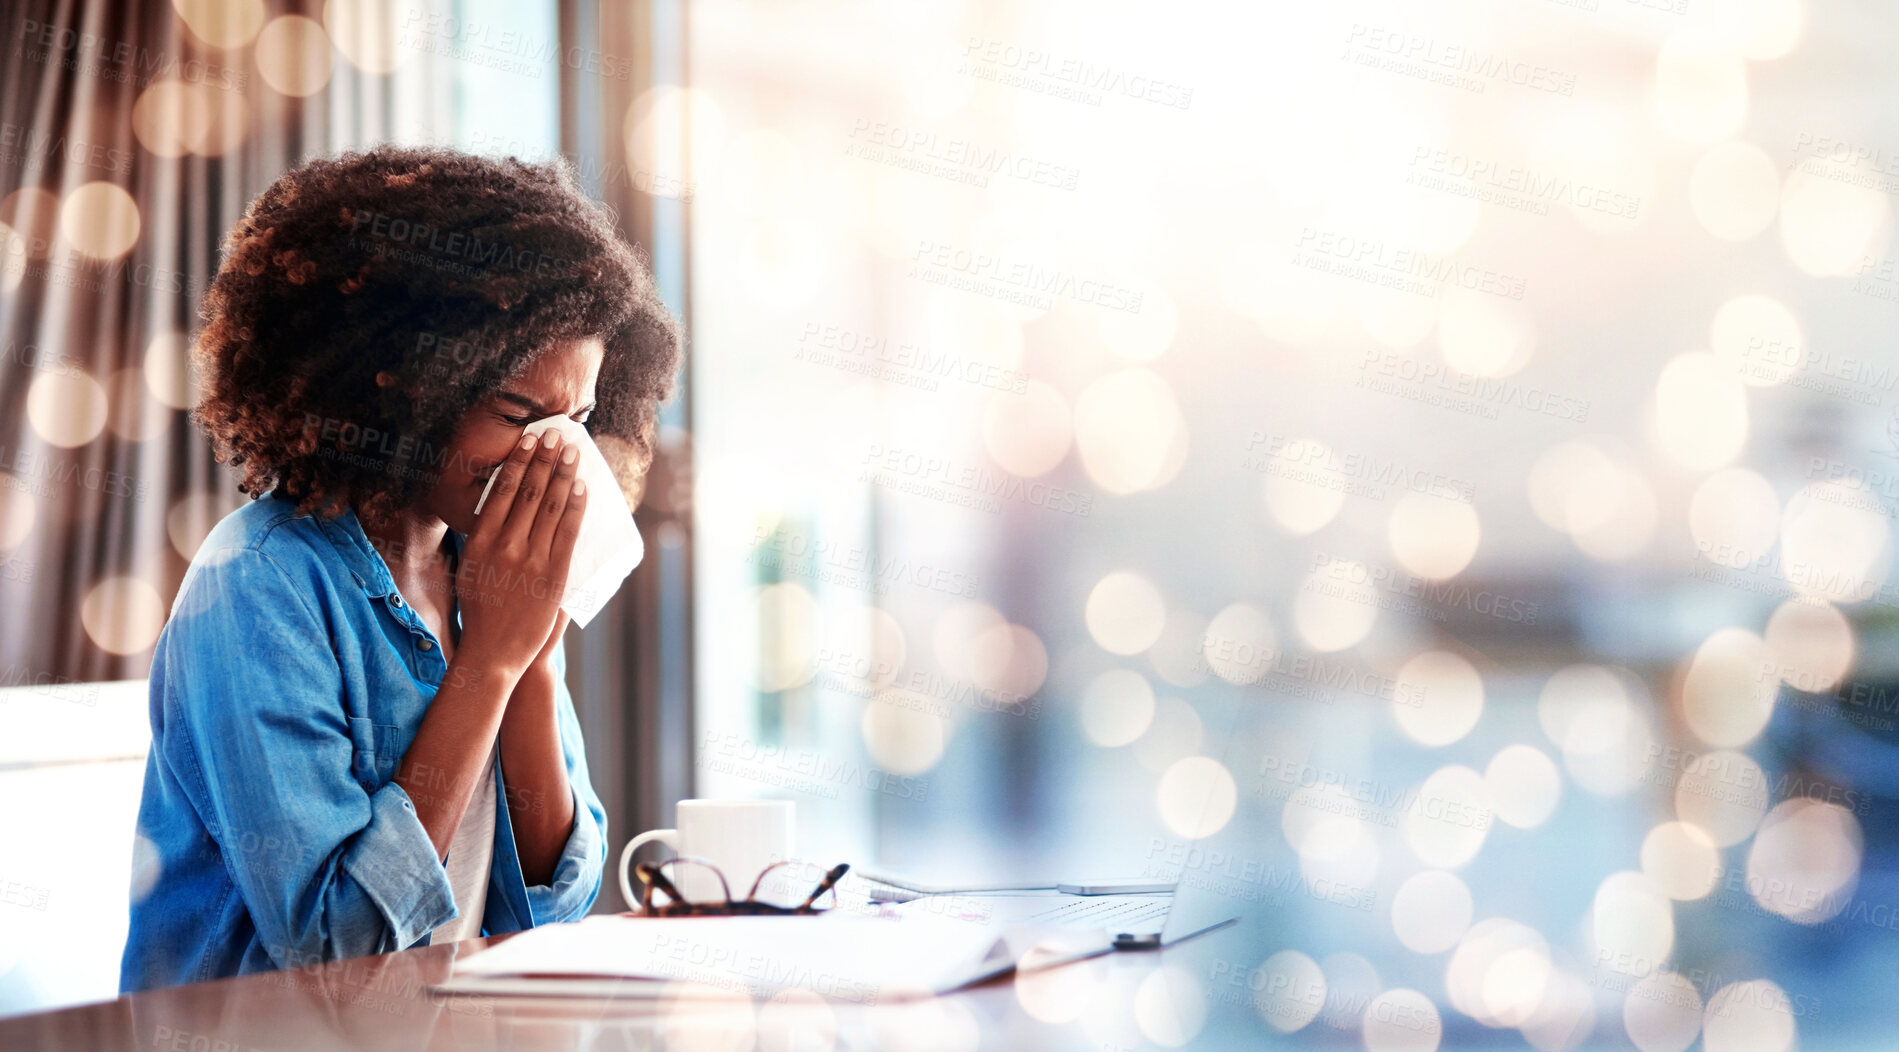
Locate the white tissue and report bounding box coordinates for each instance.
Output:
[472,415,644,629]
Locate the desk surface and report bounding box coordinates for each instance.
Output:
[0,929,1264,1051]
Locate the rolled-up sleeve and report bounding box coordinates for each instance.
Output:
[169,547,456,966]
[522,640,609,925]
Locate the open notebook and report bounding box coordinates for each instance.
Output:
[429,908,1111,1002]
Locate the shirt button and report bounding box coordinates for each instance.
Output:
[392,595,404,608]
[419,639,434,651]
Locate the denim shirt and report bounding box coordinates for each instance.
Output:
[120,490,609,994]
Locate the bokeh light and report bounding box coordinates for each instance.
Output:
[1653,31,1749,145]
[131,80,212,158]
[1392,650,1485,747]
[1778,166,1888,276]
[1200,601,1275,685]
[981,380,1072,476]
[1484,745,1561,829]
[1260,437,1347,536]
[1672,748,1769,847]
[1709,295,1801,386]
[1072,367,1188,495]
[750,582,820,692]
[1762,596,1855,692]
[1688,467,1780,568]
[1678,628,1778,748]
[26,367,109,449]
[1702,980,1797,1052]
[1253,950,1326,1033]
[1640,821,1721,900]
[324,0,408,75]
[1386,493,1480,579]
[1779,477,1893,603]
[1294,560,1379,652]
[1689,141,1781,240]
[1156,756,1236,839]
[255,16,334,97]
[1078,668,1156,748]
[1745,798,1862,924]
[1134,965,1207,1047]
[80,577,166,656]
[1391,870,1473,954]
[1403,765,1492,868]
[58,183,140,260]
[861,688,949,775]
[1623,971,1704,1052]
[1591,871,1675,979]
[1360,988,1441,1052]
[1084,570,1166,655]
[1653,352,1749,470]
[171,0,265,49]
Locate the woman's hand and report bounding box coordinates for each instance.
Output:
[455,428,587,679]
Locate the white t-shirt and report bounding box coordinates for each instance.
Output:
[431,743,498,944]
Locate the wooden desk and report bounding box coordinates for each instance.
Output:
[0,929,1259,1050]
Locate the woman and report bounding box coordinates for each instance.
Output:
[120,147,680,992]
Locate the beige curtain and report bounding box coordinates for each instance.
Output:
[0,0,461,684]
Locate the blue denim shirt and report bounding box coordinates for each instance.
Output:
[120,490,609,993]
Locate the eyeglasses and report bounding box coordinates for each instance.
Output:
[628,856,851,916]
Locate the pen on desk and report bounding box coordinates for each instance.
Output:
[801,863,851,909]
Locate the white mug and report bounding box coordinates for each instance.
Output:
[618,799,795,911]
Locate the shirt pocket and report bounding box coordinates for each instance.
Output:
[345,716,417,791]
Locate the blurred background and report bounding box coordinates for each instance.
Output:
[2,0,1897,1047]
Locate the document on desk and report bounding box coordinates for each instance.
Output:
[429,909,1104,1002]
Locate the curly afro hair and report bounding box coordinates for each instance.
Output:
[191,145,681,523]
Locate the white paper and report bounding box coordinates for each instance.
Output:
[445,912,1010,1002]
[473,415,643,629]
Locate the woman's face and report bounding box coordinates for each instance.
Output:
[422,336,604,537]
